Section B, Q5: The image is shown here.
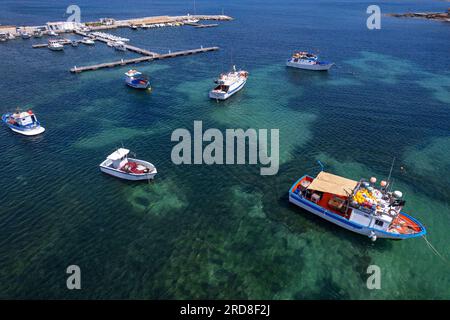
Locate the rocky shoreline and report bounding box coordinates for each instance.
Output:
[387,8,450,22]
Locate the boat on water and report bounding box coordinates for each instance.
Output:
[81,37,95,45]
[130,24,138,30]
[2,110,45,136]
[7,33,16,40]
[34,30,43,38]
[71,40,79,47]
[124,69,151,90]
[0,33,8,42]
[48,39,64,51]
[289,169,426,241]
[113,41,127,51]
[48,30,57,37]
[286,51,334,71]
[99,148,157,181]
[209,66,248,100]
[21,32,31,39]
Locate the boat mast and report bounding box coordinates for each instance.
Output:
[386,157,396,191]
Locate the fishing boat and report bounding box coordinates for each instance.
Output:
[124,69,151,90]
[113,41,127,51]
[289,168,426,241]
[21,32,31,39]
[209,66,249,101]
[81,37,95,45]
[99,148,157,181]
[2,109,45,136]
[48,39,64,51]
[34,30,43,38]
[286,51,334,71]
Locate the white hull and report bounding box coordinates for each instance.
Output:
[10,126,45,136]
[99,158,157,181]
[209,78,246,100]
[49,46,64,51]
[289,193,401,240]
[286,61,333,71]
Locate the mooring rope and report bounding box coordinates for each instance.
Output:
[422,235,449,266]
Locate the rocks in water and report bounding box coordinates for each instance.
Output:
[387,9,450,22]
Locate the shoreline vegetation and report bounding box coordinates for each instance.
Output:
[387,8,450,22]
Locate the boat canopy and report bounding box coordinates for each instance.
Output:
[307,171,358,197]
[107,148,130,161]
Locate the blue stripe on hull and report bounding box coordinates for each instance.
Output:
[288,177,426,240]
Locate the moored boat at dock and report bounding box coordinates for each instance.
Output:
[21,32,31,39]
[124,69,151,89]
[48,39,64,51]
[99,148,157,181]
[289,169,426,241]
[286,51,334,71]
[209,66,248,101]
[81,37,95,45]
[113,41,127,51]
[2,109,45,136]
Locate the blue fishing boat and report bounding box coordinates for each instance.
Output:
[2,109,45,136]
[124,69,151,90]
[289,167,426,241]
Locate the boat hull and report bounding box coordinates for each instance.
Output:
[2,114,45,136]
[209,78,246,100]
[99,158,157,181]
[289,177,426,240]
[286,60,334,71]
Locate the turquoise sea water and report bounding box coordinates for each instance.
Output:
[0,0,449,299]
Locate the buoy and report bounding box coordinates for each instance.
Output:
[380,180,387,187]
[370,177,377,184]
[369,231,377,242]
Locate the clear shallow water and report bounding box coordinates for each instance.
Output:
[0,0,449,299]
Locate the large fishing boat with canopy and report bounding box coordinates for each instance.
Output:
[289,163,426,241]
[286,51,334,71]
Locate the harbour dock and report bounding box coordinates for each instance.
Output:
[70,46,219,73]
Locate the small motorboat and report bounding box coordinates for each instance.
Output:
[34,30,43,38]
[99,148,157,181]
[0,33,7,42]
[81,37,95,45]
[130,24,138,30]
[48,39,64,51]
[209,66,248,100]
[289,168,426,241]
[71,40,79,47]
[48,30,58,37]
[113,41,127,51]
[124,69,151,90]
[286,51,334,71]
[2,109,45,136]
[7,33,16,40]
[21,32,31,39]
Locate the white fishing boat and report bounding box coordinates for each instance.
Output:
[2,109,45,136]
[113,41,127,51]
[48,39,64,51]
[286,51,334,71]
[81,37,95,45]
[99,148,157,181]
[21,32,31,39]
[289,166,426,241]
[209,66,249,100]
